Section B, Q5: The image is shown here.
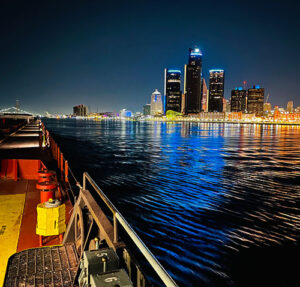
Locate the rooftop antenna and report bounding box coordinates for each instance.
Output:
[266,93,270,103]
[243,81,247,90]
[16,99,20,113]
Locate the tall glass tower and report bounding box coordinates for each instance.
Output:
[184,48,202,114]
[208,69,225,112]
[164,69,182,113]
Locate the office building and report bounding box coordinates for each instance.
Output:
[201,78,208,112]
[208,69,225,112]
[223,98,227,113]
[264,102,272,113]
[231,87,247,113]
[198,112,225,121]
[120,109,132,117]
[184,48,202,114]
[287,101,294,113]
[181,93,186,114]
[150,89,163,115]
[73,104,88,117]
[164,69,182,113]
[247,85,264,116]
[226,99,231,113]
[143,104,151,116]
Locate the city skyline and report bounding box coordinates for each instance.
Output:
[0,1,299,114]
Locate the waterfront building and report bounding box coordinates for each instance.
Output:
[101,112,116,117]
[198,112,225,121]
[201,78,208,112]
[208,69,225,112]
[181,93,186,114]
[264,102,272,113]
[226,99,231,113]
[227,112,242,121]
[231,87,247,113]
[119,109,132,117]
[274,111,300,122]
[287,101,294,113]
[247,85,264,116]
[143,104,151,116]
[164,69,182,113]
[73,104,88,117]
[150,89,163,116]
[242,113,256,121]
[222,98,227,113]
[184,47,202,114]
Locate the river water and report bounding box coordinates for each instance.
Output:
[43,119,299,287]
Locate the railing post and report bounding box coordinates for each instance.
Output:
[83,173,86,190]
[57,148,60,168]
[113,214,118,243]
[65,161,69,183]
[60,153,64,179]
[60,153,64,171]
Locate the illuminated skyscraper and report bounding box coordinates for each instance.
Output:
[184,48,202,114]
[208,69,225,112]
[164,69,182,113]
[150,89,163,115]
[201,78,208,112]
[247,85,264,116]
[287,101,294,113]
[231,87,247,112]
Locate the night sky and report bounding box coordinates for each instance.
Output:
[0,0,299,115]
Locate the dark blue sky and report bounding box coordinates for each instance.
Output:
[0,0,299,114]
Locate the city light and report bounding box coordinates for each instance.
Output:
[168,69,181,73]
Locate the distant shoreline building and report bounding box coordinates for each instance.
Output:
[208,69,225,112]
[164,69,182,113]
[247,85,264,116]
[150,89,163,116]
[226,99,231,113]
[184,48,202,114]
[231,87,247,113]
[143,104,151,116]
[264,102,272,113]
[201,78,208,112]
[181,93,186,114]
[287,101,294,113]
[120,109,132,117]
[73,104,88,116]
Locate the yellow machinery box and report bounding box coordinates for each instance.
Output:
[36,203,66,236]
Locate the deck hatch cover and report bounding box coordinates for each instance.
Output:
[4,244,78,287]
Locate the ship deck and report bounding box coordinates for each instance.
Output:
[0,122,73,285]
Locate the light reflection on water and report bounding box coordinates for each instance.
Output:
[44,119,300,286]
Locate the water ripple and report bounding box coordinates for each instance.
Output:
[44,119,300,286]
